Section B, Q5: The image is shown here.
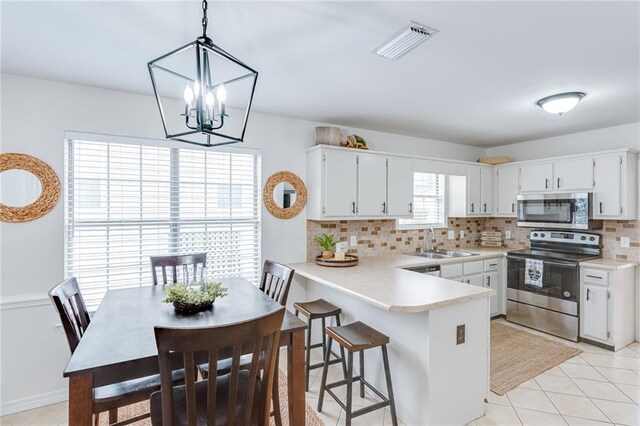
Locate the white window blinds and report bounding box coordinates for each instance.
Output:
[398,172,446,228]
[64,137,261,309]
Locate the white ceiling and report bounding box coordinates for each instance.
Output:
[2,1,639,147]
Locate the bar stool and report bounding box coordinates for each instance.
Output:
[293,299,347,391]
[317,321,398,426]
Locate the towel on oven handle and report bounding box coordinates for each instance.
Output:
[525,258,543,288]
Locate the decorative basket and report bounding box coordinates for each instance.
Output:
[315,254,359,267]
[172,301,213,315]
[314,127,342,146]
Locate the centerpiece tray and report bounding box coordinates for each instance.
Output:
[315,254,359,267]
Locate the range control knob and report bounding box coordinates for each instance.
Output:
[533,233,539,237]
[589,236,596,241]
[580,236,587,241]
[540,233,546,238]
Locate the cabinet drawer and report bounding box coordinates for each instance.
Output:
[463,260,483,276]
[484,259,500,272]
[583,269,609,285]
[441,263,463,279]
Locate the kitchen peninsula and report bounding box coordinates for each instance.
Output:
[289,250,503,425]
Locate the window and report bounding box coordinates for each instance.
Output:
[398,172,446,229]
[64,136,261,309]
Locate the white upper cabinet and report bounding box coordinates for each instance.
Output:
[495,165,518,216]
[480,167,494,215]
[519,163,554,192]
[554,157,594,191]
[466,166,482,215]
[357,154,388,217]
[592,152,638,219]
[387,156,414,217]
[322,149,358,217]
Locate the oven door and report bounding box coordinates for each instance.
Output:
[516,193,590,229]
[507,256,578,315]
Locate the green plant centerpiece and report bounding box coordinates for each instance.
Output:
[316,233,337,260]
[163,281,228,315]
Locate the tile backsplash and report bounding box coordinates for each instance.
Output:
[307,218,639,262]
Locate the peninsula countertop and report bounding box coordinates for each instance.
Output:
[288,249,507,313]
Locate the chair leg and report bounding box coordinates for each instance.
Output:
[359,350,365,398]
[305,318,313,392]
[321,317,327,360]
[93,413,100,426]
[317,337,333,413]
[345,351,354,426]
[382,345,398,426]
[108,409,118,424]
[335,314,348,378]
[272,355,283,426]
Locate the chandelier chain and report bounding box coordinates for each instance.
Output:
[201,0,208,37]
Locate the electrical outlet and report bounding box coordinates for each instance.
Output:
[459,230,466,239]
[350,235,357,247]
[505,230,512,240]
[621,237,630,248]
[456,324,466,345]
[448,230,455,240]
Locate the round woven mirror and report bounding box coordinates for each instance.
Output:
[263,171,306,219]
[0,153,61,223]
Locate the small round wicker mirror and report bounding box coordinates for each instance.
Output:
[263,171,306,219]
[0,153,61,223]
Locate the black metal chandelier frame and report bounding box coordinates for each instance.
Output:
[147,0,258,147]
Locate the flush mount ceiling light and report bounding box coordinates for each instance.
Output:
[372,21,439,60]
[537,92,585,116]
[148,0,258,147]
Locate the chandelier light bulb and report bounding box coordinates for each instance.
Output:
[217,84,227,103]
[183,85,194,104]
[193,80,201,98]
[205,91,215,107]
[537,92,585,115]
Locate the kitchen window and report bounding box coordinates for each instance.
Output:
[398,172,446,229]
[64,134,261,309]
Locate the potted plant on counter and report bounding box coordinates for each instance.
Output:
[316,233,337,259]
[163,281,229,315]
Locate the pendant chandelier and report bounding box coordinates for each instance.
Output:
[148,0,258,147]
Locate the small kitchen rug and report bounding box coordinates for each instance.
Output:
[98,369,325,426]
[490,322,582,395]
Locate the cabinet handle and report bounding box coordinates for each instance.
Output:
[599,202,603,214]
[483,203,487,213]
[409,202,413,214]
[512,203,515,213]
[466,279,470,284]
[486,276,491,286]
[471,203,475,213]
[352,201,356,214]
[545,178,549,189]
[586,274,602,280]
[586,288,591,301]
[557,177,560,188]
[382,202,386,214]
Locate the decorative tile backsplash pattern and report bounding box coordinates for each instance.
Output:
[307,218,639,262]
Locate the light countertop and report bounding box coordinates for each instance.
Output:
[288,249,507,313]
[579,258,639,271]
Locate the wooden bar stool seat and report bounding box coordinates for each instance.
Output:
[318,321,398,426]
[293,299,347,391]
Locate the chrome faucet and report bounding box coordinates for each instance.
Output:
[424,227,441,252]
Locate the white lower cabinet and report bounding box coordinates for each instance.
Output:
[441,257,503,317]
[579,266,636,350]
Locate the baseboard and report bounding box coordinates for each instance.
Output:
[0,388,68,416]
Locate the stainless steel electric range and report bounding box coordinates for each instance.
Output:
[506,230,602,341]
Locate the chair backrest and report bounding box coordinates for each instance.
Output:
[150,253,207,285]
[48,277,91,354]
[259,260,295,307]
[154,307,285,426]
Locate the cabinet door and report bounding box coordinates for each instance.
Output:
[480,167,494,215]
[582,284,609,342]
[465,274,484,287]
[593,154,622,218]
[496,166,518,216]
[323,150,358,217]
[554,158,594,191]
[519,163,553,192]
[357,154,388,217]
[485,271,499,316]
[467,166,481,215]
[386,157,414,217]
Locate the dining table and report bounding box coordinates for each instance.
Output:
[63,277,308,425]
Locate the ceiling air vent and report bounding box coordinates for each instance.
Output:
[372,21,438,60]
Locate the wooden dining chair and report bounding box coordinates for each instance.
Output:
[150,307,286,426]
[49,277,185,426]
[150,253,207,285]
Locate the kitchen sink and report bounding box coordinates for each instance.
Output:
[412,250,479,259]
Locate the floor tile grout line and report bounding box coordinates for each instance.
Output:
[544,390,612,424]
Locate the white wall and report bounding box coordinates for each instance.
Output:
[0,73,483,412]
[486,122,640,161]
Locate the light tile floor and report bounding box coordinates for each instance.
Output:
[2,319,639,425]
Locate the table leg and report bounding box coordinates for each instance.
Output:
[288,329,306,426]
[68,374,93,426]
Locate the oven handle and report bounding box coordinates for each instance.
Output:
[506,256,579,269]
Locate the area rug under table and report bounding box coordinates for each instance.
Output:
[97,370,324,425]
[490,322,582,395]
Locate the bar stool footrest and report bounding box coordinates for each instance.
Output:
[323,375,392,416]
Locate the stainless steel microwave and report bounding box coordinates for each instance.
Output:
[516,193,603,230]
